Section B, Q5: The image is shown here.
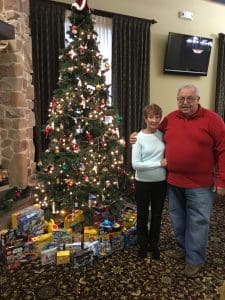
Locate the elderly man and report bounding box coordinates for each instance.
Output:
[130,84,225,277]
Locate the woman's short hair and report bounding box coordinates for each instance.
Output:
[143,104,162,119]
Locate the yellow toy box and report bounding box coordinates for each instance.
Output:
[56,250,70,265]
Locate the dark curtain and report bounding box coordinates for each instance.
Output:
[215,33,225,121]
[29,0,66,161]
[112,15,152,167]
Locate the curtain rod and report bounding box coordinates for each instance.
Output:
[62,3,157,24]
[92,9,157,24]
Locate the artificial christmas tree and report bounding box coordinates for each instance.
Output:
[34,0,134,224]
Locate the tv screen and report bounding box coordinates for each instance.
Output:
[164,32,213,76]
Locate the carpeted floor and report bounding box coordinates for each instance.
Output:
[0,198,224,300]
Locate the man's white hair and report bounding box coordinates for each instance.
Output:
[177,84,200,98]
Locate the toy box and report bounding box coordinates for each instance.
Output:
[98,233,112,257]
[44,219,58,233]
[1,229,28,248]
[52,229,72,245]
[110,231,124,252]
[123,227,137,248]
[83,226,98,242]
[31,232,53,255]
[72,232,83,244]
[3,241,36,268]
[83,240,99,257]
[65,242,82,253]
[56,250,70,265]
[11,205,45,236]
[64,210,84,231]
[72,249,93,269]
[41,247,57,266]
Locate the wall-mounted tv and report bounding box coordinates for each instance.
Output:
[163,32,213,76]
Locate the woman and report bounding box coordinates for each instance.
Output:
[132,104,167,259]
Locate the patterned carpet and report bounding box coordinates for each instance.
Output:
[0,198,224,300]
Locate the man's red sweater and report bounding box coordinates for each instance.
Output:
[159,105,225,188]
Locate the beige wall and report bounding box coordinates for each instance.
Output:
[56,0,225,117]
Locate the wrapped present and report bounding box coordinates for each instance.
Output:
[72,249,93,269]
[57,250,70,265]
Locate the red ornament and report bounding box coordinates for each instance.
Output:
[71,143,80,152]
[79,47,85,55]
[51,97,58,108]
[15,190,21,199]
[119,169,126,176]
[85,131,93,142]
[44,125,52,138]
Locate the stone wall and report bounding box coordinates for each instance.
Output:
[0,0,35,189]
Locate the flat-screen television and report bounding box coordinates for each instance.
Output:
[164,32,213,76]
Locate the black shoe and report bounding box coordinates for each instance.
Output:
[138,249,147,259]
[151,247,160,260]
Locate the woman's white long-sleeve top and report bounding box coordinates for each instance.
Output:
[132,129,166,182]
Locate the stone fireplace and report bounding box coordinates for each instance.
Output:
[0,0,35,190]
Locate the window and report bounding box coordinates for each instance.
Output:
[65,11,112,104]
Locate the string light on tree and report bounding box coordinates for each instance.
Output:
[34,0,134,224]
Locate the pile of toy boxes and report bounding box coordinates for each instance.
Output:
[0,203,137,269]
[0,204,44,269]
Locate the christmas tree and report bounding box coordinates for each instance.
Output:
[34,0,134,224]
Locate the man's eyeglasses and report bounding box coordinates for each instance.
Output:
[177,96,198,103]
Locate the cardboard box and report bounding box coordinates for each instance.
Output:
[41,247,57,266]
[123,227,137,248]
[56,250,70,265]
[110,231,124,252]
[3,241,36,266]
[83,226,98,242]
[11,205,45,236]
[72,249,93,269]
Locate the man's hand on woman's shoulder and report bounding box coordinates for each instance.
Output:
[130,132,138,144]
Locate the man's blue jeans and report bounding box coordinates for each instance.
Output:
[168,184,214,266]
